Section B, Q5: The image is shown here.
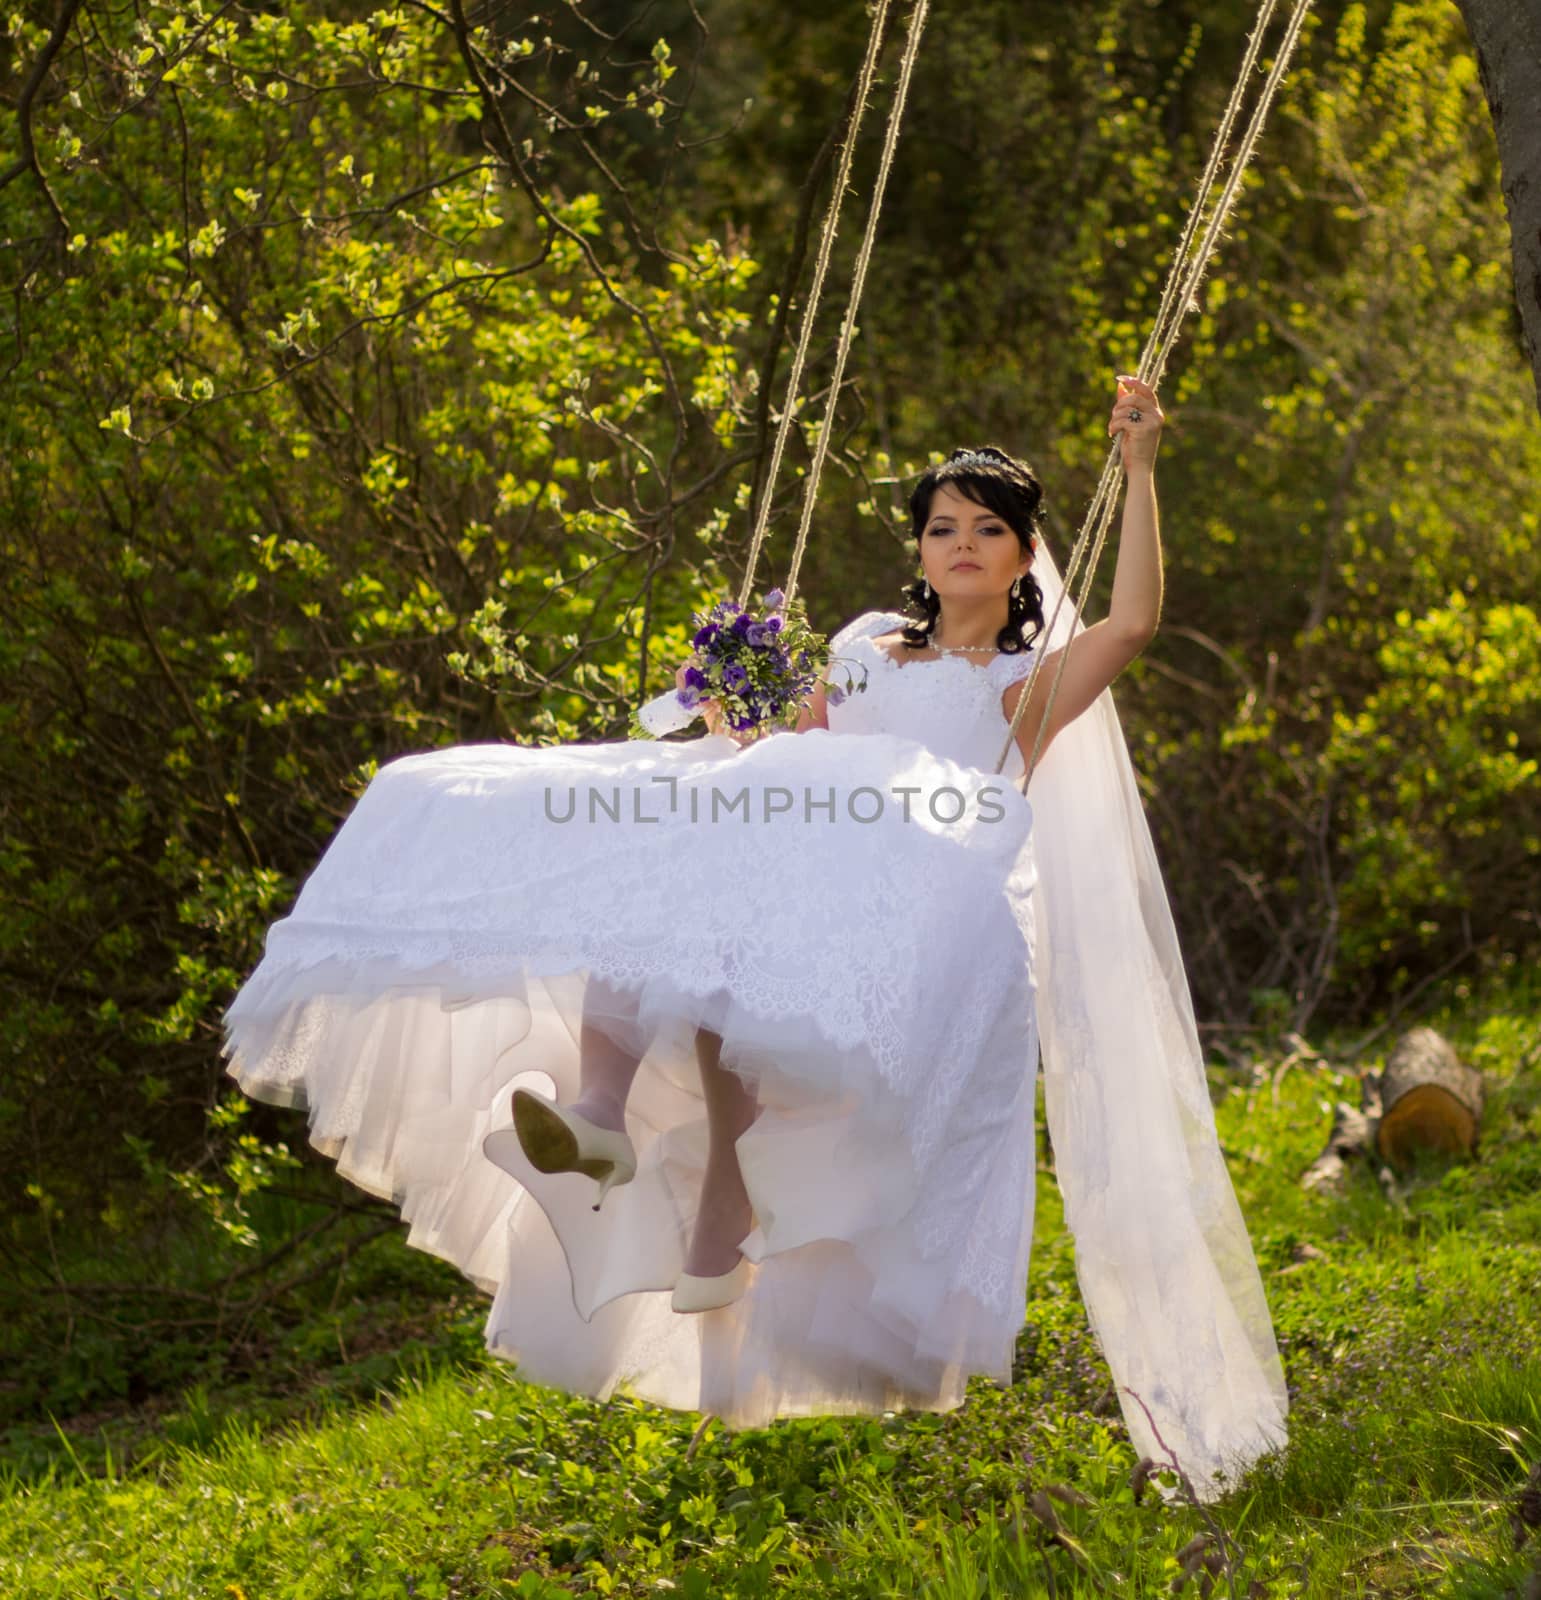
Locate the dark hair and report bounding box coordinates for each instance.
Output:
[900,444,1046,653]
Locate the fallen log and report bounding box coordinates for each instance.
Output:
[1300,1026,1484,1191]
[1375,1026,1486,1165]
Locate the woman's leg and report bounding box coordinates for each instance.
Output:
[683,1026,759,1277]
[568,976,645,1135]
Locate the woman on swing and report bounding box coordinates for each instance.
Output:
[223,373,1289,1501]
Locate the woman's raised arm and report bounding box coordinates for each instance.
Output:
[1002,373,1164,765]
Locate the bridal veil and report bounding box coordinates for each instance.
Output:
[1020,538,1289,1497]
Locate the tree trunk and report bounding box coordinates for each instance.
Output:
[1454,0,1541,415]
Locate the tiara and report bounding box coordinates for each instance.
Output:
[948,448,1006,471]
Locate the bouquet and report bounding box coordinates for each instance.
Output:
[630,587,867,740]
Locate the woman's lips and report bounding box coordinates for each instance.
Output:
[950,561,981,570]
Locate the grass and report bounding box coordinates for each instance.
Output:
[2,964,1538,1597]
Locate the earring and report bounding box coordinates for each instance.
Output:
[922,577,931,600]
[1011,576,1022,600]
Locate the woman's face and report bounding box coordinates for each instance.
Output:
[918,481,1032,601]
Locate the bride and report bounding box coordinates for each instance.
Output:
[222,374,1289,1500]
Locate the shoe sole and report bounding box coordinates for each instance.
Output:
[512,1090,618,1181]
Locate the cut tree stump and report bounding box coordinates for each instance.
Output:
[1301,1026,1484,1191]
[1375,1027,1485,1165]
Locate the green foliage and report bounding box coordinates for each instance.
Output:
[1326,596,1540,977]
[0,1,765,1242]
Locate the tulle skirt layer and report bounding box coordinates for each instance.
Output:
[223,728,1043,1425]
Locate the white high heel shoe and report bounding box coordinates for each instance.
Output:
[483,1088,637,1212]
[671,1254,754,1314]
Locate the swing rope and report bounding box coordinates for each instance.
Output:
[736,0,895,611]
[995,0,1315,782]
[779,0,931,609]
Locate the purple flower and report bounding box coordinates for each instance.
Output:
[765,616,782,633]
[762,588,785,610]
[826,683,847,706]
[692,622,720,649]
[677,684,702,709]
[723,662,749,691]
[797,650,810,668]
[745,622,768,648]
[683,666,707,690]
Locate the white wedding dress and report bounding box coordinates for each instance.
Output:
[223,578,1290,1499]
